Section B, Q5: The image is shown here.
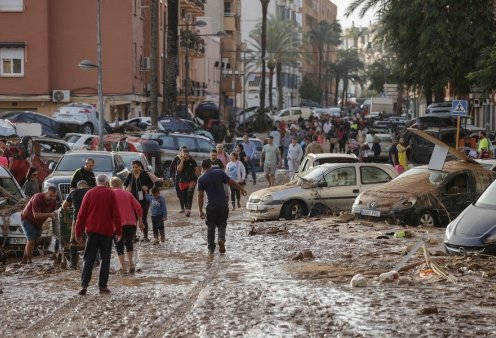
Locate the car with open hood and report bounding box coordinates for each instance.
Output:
[352,161,496,227]
[246,163,397,220]
[444,178,496,255]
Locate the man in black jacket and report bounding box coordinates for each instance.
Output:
[70,158,96,189]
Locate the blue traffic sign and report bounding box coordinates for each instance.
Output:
[451,100,468,116]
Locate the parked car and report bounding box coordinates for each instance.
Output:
[402,127,469,164]
[0,166,51,253]
[273,107,313,127]
[43,151,129,200]
[63,133,98,150]
[362,133,393,162]
[1,111,64,138]
[246,163,397,220]
[157,117,213,140]
[52,103,112,135]
[295,153,360,178]
[141,132,215,177]
[444,178,496,255]
[352,161,495,227]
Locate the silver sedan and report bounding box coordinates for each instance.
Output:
[246,163,397,220]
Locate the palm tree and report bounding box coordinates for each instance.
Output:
[249,15,300,110]
[164,0,179,117]
[307,20,342,97]
[327,50,364,106]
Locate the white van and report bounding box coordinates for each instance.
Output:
[273,107,313,127]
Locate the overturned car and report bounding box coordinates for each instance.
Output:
[352,161,495,227]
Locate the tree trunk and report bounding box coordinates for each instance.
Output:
[276,62,283,109]
[341,76,347,108]
[165,0,179,116]
[268,65,275,110]
[334,76,340,106]
[150,0,159,128]
[318,45,323,95]
[259,0,269,113]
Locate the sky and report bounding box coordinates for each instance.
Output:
[332,0,377,29]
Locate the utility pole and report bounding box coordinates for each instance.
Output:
[150,0,159,128]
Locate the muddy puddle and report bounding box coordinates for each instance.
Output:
[2,186,496,336]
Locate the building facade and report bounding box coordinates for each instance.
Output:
[0,0,148,122]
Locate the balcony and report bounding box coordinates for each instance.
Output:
[179,31,206,55]
[178,81,207,97]
[223,15,236,32]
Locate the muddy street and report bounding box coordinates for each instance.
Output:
[1,176,496,337]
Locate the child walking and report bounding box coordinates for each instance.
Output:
[149,187,167,245]
[225,152,246,210]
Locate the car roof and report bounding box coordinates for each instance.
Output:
[235,137,262,142]
[145,132,211,141]
[65,150,117,156]
[305,153,358,160]
[316,162,389,170]
[115,151,144,156]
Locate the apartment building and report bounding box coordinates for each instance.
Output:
[0,0,148,122]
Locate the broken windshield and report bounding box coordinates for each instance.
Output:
[394,168,448,184]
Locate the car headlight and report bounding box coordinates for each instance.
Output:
[261,195,273,204]
[353,193,363,206]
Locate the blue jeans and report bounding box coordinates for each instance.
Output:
[81,233,113,288]
[246,158,257,182]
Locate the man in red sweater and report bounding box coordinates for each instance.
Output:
[76,174,122,295]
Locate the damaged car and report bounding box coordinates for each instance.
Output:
[0,166,51,255]
[444,178,496,255]
[246,163,397,220]
[352,161,495,227]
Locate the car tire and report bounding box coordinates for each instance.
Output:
[415,211,437,227]
[282,200,305,220]
[80,123,94,134]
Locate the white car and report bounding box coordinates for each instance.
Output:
[246,163,398,220]
[63,133,98,150]
[273,107,313,127]
[53,103,102,135]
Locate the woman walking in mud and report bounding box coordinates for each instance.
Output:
[124,160,153,241]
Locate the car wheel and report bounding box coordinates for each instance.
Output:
[80,123,94,134]
[416,211,436,227]
[282,200,305,220]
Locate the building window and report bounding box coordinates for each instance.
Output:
[224,1,231,14]
[0,47,24,76]
[0,0,23,11]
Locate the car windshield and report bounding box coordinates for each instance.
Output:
[0,176,23,204]
[56,154,113,172]
[119,153,147,170]
[299,166,327,182]
[475,181,496,208]
[395,167,448,184]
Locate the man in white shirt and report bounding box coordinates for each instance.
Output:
[269,127,281,148]
[287,137,303,179]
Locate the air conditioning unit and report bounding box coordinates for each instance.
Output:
[52,90,71,102]
[142,57,150,70]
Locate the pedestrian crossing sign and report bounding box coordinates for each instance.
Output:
[451,100,468,116]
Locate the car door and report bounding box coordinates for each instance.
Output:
[317,166,359,211]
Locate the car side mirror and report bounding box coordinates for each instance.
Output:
[317,181,328,188]
[48,162,56,172]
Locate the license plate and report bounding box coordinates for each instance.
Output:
[9,237,27,245]
[361,209,380,217]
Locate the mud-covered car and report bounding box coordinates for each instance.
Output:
[295,153,360,178]
[0,166,51,253]
[352,161,496,227]
[247,163,397,220]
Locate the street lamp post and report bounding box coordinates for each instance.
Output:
[78,0,104,150]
